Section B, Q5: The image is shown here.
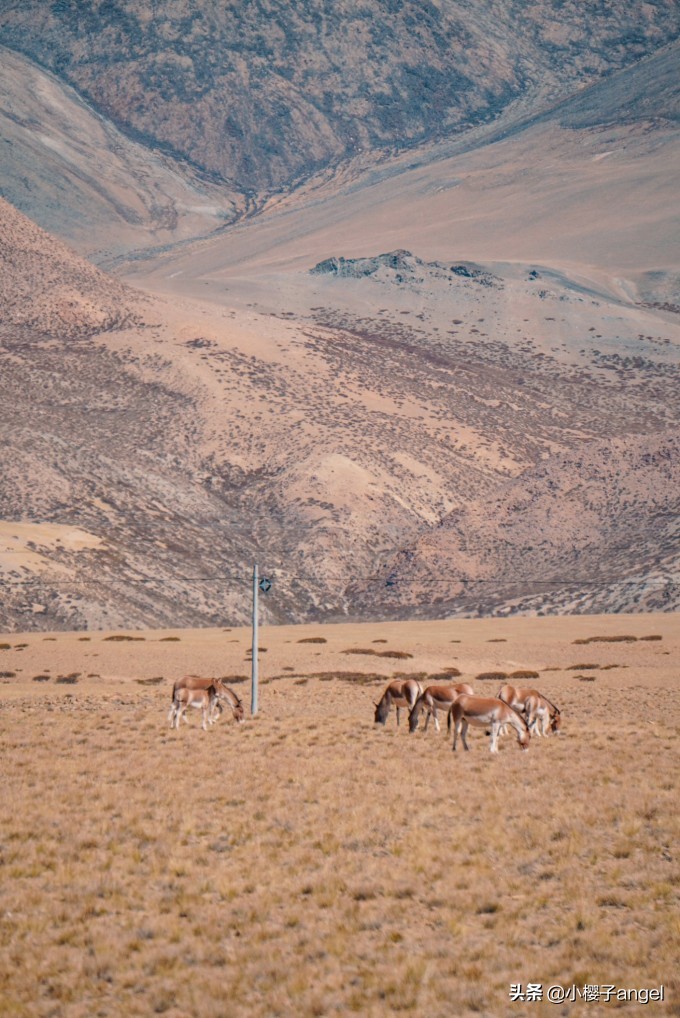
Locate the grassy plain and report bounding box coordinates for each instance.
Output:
[0,614,678,1017]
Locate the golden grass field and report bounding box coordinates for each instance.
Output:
[0,613,678,1018]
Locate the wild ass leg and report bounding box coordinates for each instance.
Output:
[453,715,469,751]
[490,721,501,753]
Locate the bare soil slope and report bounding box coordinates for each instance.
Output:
[0,31,678,630]
[1,1,678,193]
[0,47,240,260]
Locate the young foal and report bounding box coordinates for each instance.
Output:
[497,684,560,736]
[408,683,474,733]
[169,676,245,730]
[169,683,219,731]
[524,691,561,736]
[448,694,531,753]
[374,678,423,726]
[171,675,245,726]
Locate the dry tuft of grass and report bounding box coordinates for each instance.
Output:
[475,671,507,682]
[428,666,463,680]
[32,674,50,682]
[574,635,638,644]
[509,669,539,679]
[136,677,165,686]
[577,675,597,682]
[104,635,146,642]
[342,648,413,659]
[297,637,327,644]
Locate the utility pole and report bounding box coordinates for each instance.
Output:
[251,563,259,716]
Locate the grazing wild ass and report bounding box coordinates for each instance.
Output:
[408,683,474,733]
[497,684,560,735]
[374,678,423,726]
[523,691,562,736]
[169,675,245,730]
[448,694,531,753]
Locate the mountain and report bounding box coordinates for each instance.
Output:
[0,196,138,337]
[1,1,678,196]
[0,5,678,629]
[348,432,680,618]
[0,46,241,261]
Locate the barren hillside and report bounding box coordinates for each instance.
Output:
[0,197,138,337]
[0,47,241,260]
[0,7,678,630]
[1,0,678,195]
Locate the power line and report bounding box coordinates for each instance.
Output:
[0,573,676,587]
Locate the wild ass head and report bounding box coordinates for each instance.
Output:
[374,694,390,725]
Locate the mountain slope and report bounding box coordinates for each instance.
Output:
[0,46,241,260]
[0,197,138,337]
[1,0,678,195]
[0,9,678,630]
[348,432,680,618]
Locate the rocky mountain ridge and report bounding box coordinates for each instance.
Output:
[1,0,678,196]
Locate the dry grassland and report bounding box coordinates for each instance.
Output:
[0,614,678,1018]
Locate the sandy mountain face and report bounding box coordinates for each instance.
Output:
[0,6,678,629]
[0,198,139,337]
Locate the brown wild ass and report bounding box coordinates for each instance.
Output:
[408,683,474,733]
[169,683,219,731]
[374,678,423,726]
[169,675,245,729]
[497,684,560,736]
[523,691,562,736]
[448,694,531,753]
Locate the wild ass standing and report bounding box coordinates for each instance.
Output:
[374,678,423,726]
[169,675,245,730]
[497,684,560,736]
[169,683,220,731]
[448,694,531,753]
[523,691,561,736]
[408,683,474,733]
